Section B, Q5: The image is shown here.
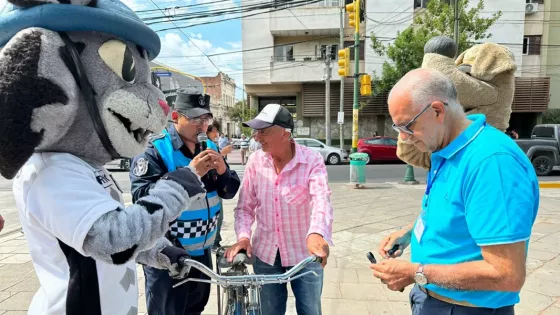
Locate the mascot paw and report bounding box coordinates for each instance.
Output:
[458,64,472,75]
[161,167,206,199]
[161,246,191,279]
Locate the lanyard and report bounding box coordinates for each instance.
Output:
[425,159,446,197]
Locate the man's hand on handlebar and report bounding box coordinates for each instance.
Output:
[161,246,191,279]
[225,238,252,263]
[306,233,329,268]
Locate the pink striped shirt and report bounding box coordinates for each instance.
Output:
[234,142,334,267]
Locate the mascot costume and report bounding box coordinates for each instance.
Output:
[397,36,517,169]
[0,0,209,314]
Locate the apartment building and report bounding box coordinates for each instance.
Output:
[366,0,551,137]
[510,0,559,135]
[242,0,552,143]
[201,72,238,137]
[242,0,370,146]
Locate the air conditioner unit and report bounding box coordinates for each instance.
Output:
[526,3,538,15]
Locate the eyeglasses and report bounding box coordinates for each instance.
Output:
[252,128,273,137]
[392,102,447,135]
[181,114,213,125]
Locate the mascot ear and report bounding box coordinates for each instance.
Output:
[7,0,96,8]
[457,43,517,81]
[0,28,80,179]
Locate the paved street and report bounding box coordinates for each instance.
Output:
[1,176,560,314]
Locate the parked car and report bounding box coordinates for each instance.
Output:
[515,124,560,176]
[357,136,400,164]
[294,138,348,165]
[105,158,132,171]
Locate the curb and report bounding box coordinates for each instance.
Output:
[539,182,560,189]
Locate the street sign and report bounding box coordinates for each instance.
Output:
[155,71,172,77]
[296,127,310,136]
[338,112,344,125]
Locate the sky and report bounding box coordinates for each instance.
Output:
[123,0,245,99]
[0,0,245,100]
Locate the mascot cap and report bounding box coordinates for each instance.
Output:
[0,0,161,60]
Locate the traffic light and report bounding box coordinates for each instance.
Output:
[338,48,350,77]
[345,0,360,30]
[360,74,372,96]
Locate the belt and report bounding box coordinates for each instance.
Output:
[418,286,476,308]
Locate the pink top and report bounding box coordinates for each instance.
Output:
[234,142,334,266]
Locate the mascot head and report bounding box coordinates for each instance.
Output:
[0,0,170,179]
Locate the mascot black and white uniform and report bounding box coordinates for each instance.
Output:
[0,0,207,314]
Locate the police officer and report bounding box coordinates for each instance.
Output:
[130,89,241,315]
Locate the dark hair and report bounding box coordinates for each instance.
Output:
[207,120,221,133]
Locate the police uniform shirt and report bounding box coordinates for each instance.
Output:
[12,152,138,315]
[130,124,240,203]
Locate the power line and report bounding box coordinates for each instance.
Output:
[148,0,223,75]
[152,0,323,32]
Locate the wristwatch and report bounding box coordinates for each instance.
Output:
[414,264,428,286]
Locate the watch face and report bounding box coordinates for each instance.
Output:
[414,273,428,286]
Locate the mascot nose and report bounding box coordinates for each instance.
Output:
[158,99,170,116]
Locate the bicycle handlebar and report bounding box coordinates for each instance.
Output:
[172,255,323,288]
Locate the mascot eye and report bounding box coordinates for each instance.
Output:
[98,40,137,83]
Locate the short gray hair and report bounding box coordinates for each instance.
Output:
[410,70,464,116]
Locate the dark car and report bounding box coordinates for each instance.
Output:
[515,124,560,176]
[357,136,401,164]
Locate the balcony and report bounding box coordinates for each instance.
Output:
[270,55,364,83]
[269,0,340,36]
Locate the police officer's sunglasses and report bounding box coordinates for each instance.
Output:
[179,113,213,125]
[392,102,447,135]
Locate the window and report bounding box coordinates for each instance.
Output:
[306,140,324,148]
[319,45,338,60]
[523,35,541,55]
[343,41,365,61]
[365,139,384,145]
[526,0,543,4]
[414,0,449,8]
[532,126,554,138]
[295,139,306,146]
[274,45,294,61]
[382,138,398,146]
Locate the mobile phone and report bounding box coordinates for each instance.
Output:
[366,252,377,264]
[368,251,404,292]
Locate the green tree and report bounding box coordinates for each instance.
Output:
[226,100,257,136]
[369,0,502,96]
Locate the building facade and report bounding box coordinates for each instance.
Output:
[149,62,238,136]
[201,72,238,137]
[242,0,372,147]
[242,0,552,144]
[366,0,551,137]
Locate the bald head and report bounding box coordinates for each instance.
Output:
[388,68,459,113]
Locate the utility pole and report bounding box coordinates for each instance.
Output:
[351,0,360,153]
[453,0,459,57]
[324,45,333,146]
[339,0,345,150]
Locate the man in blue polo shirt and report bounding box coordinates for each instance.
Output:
[372,68,539,315]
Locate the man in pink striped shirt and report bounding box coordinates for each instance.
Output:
[225,104,334,315]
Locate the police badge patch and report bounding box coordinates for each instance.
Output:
[133,158,149,176]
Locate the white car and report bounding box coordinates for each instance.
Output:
[294,138,348,165]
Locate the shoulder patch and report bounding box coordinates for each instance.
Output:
[132,158,149,176]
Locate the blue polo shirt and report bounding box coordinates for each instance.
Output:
[410,114,539,308]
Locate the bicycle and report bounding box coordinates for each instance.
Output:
[173,247,323,315]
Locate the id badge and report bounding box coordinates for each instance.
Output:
[414,217,426,243]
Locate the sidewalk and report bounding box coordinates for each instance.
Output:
[1,183,560,314]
